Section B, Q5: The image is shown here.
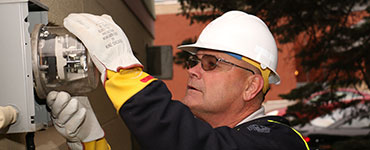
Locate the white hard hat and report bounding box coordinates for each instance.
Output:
[178,10,280,84]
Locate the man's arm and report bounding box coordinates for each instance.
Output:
[104,70,309,150]
[104,69,239,150]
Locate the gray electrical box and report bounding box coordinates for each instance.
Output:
[0,0,50,134]
[147,45,173,79]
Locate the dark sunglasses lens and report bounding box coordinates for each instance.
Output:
[201,55,217,71]
[186,55,199,69]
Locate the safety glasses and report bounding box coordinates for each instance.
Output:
[186,54,255,74]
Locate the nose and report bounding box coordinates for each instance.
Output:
[187,62,202,79]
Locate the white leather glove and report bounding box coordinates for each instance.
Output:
[63,13,142,83]
[47,91,105,149]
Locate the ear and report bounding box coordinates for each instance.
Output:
[243,75,264,101]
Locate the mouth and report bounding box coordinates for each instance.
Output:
[187,85,200,92]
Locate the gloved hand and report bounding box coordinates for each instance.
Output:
[47,91,105,149]
[63,13,142,84]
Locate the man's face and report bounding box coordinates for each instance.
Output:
[181,49,253,121]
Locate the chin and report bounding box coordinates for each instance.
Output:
[180,96,197,109]
[180,96,192,107]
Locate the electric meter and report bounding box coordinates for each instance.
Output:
[31,24,99,99]
[0,0,100,133]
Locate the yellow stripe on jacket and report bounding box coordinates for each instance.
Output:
[105,68,157,111]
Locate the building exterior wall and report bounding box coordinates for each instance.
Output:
[155,13,208,100]
[0,0,154,149]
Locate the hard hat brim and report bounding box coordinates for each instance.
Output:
[177,43,203,54]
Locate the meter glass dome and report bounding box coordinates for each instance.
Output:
[31,24,99,99]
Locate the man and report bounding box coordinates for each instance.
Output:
[47,11,309,150]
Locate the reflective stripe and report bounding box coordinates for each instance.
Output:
[290,127,310,150]
[267,120,310,150]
